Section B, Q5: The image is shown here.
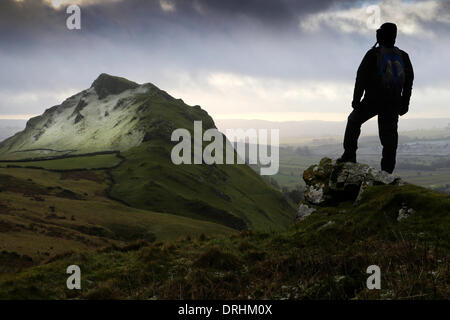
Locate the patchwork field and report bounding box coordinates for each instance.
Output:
[0,166,235,266]
[0,153,122,170]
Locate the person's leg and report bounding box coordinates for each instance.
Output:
[378,111,399,173]
[339,102,377,162]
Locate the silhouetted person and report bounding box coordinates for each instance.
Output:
[337,22,414,173]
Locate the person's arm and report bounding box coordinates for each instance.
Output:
[352,50,372,108]
[400,51,414,115]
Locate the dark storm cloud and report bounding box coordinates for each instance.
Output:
[0,1,62,45]
[0,0,356,40]
[2,0,448,48]
[170,0,355,24]
[0,0,363,91]
[0,0,449,117]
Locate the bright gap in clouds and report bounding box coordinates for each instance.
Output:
[213,112,349,122]
[167,72,355,121]
[3,72,450,122]
[166,72,450,122]
[299,0,448,38]
[0,114,37,120]
[43,0,80,8]
[43,0,120,8]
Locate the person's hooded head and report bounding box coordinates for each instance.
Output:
[376,22,397,47]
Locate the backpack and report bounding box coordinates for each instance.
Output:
[377,46,405,98]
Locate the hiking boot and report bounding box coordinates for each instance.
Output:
[336,153,356,164]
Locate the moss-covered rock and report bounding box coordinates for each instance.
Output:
[301,157,404,211]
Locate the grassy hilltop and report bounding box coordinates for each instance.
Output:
[0,182,448,299]
[0,74,295,275]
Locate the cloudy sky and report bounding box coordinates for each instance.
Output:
[1,0,449,122]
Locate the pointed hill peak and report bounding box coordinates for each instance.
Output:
[0,74,216,157]
[91,73,140,99]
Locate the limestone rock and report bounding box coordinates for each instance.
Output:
[298,157,404,219]
[318,220,335,230]
[297,203,316,220]
[397,204,415,221]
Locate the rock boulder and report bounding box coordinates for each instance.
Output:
[297,157,404,220]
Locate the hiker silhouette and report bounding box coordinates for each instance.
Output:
[337,22,414,174]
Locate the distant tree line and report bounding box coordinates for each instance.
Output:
[295,146,312,156]
[396,158,450,171]
[432,184,450,195]
[279,146,312,156]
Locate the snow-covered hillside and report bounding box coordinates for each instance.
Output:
[0,74,198,159]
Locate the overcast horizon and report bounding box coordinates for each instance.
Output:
[1,0,449,122]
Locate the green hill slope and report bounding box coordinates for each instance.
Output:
[0,74,295,232]
[1,181,448,300]
[0,167,235,264]
[110,141,293,231]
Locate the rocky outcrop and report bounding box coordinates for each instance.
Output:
[397,204,415,221]
[297,157,404,220]
[297,203,316,219]
[91,73,139,99]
